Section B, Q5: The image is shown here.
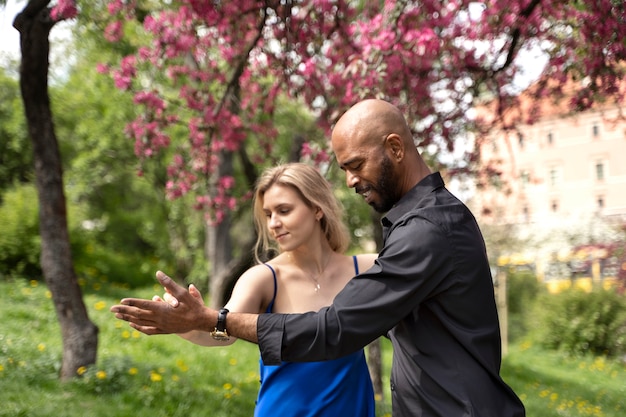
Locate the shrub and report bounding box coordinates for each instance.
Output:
[505,269,544,342]
[0,184,41,278]
[531,287,626,357]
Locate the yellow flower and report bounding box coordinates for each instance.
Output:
[176,359,189,372]
[96,370,107,380]
[229,358,237,366]
[132,330,141,339]
[223,382,233,390]
[128,367,138,376]
[0,364,4,372]
[37,343,46,352]
[94,301,106,311]
[30,280,38,287]
[122,330,131,339]
[77,366,87,376]
[150,371,162,382]
[45,290,52,299]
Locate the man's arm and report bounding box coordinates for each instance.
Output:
[110,271,259,343]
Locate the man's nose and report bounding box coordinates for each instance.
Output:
[345,170,359,188]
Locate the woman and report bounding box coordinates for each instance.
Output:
[156,163,377,417]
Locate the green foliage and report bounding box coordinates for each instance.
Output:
[530,288,626,357]
[505,269,545,342]
[0,68,32,191]
[0,184,41,278]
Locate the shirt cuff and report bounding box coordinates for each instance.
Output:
[257,313,286,365]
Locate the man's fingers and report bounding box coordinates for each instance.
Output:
[156,270,188,299]
[118,297,159,309]
[163,292,179,307]
[188,284,203,301]
[111,302,162,324]
[128,322,166,335]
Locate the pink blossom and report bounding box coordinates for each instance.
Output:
[104,21,124,42]
[96,63,110,74]
[50,0,78,20]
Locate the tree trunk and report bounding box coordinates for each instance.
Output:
[207,150,235,309]
[14,0,98,381]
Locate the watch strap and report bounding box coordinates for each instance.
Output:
[210,308,230,341]
[216,308,229,331]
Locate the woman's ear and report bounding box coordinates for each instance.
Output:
[315,207,323,221]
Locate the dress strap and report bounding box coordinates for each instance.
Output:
[263,263,278,313]
[352,255,359,275]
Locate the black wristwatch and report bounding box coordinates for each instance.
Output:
[210,308,230,341]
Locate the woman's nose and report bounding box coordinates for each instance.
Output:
[268,213,281,228]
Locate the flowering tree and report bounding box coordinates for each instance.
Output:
[92,0,626,302]
[95,0,626,208]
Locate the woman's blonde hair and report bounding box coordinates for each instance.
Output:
[253,163,350,263]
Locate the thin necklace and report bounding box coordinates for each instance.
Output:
[307,254,331,292]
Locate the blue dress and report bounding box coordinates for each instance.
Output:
[254,256,376,417]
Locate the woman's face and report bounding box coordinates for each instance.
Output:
[262,184,320,252]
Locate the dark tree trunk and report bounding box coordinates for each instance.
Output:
[207,149,236,309]
[14,0,98,381]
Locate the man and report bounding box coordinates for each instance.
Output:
[112,99,526,416]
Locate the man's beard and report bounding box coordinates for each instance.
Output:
[369,155,398,213]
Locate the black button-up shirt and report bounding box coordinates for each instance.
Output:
[258,172,525,417]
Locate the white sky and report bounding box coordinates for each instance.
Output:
[0,0,21,61]
[1,0,74,68]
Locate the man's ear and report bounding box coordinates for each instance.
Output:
[385,133,404,161]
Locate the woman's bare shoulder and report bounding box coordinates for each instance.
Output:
[354,253,378,272]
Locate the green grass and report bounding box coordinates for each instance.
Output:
[1,278,625,417]
[501,341,626,417]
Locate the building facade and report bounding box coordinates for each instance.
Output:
[472,97,626,289]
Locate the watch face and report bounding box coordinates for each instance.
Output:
[211,330,230,341]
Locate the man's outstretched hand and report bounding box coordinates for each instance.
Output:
[110,271,215,335]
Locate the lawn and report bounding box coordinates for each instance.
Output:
[0,278,624,416]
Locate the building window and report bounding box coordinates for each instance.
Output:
[547,132,553,145]
[549,168,559,187]
[595,162,605,181]
[517,132,524,149]
[592,123,599,138]
[551,200,558,212]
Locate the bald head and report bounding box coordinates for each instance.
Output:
[331,99,432,212]
[332,99,415,150]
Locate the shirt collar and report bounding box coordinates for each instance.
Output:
[381,172,444,227]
